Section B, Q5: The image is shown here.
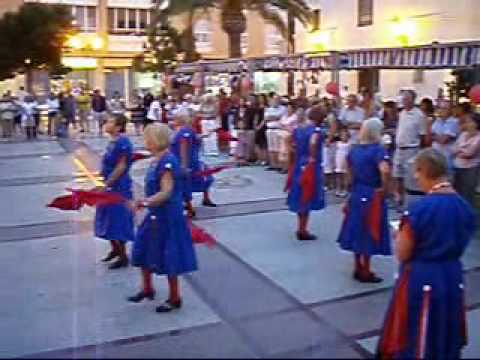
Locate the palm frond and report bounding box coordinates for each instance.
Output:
[248,2,288,39]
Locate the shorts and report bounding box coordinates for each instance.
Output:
[266,128,281,152]
[322,144,336,174]
[278,129,291,162]
[393,147,419,179]
[335,151,348,174]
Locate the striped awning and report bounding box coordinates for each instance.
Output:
[341,42,480,70]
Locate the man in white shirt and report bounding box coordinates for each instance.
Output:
[265,95,287,170]
[431,100,460,167]
[339,94,366,144]
[393,89,427,209]
[146,97,162,123]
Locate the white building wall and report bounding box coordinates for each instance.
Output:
[299,0,479,98]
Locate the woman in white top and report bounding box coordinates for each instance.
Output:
[21,95,38,140]
[278,102,298,173]
[453,112,480,206]
[199,94,219,157]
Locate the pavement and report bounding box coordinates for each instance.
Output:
[1,130,480,359]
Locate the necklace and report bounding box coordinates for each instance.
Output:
[428,181,452,194]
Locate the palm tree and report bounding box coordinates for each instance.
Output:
[159,0,313,59]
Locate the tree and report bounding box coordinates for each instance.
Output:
[0,3,73,85]
[163,0,312,59]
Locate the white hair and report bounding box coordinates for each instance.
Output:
[359,117,384,144]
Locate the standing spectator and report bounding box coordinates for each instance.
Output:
[91,89,107,136]
[234,97,248,165]
[21,95,37,140]
[46,93,60,137]
[129,96,146,136]
[62,92,77,130]
[0,93,16,138]
[265,95,287,170]
[199,94,219,157]
[381,100,399,157]
[218,88,231,131]
[146,96,162,124]
[393,90,427,211]
[254,94,268,165]
[278,102,298,173]
[420,97,435,146]
[335,128,350,197]
[453,113,480,206]
[360,88,377,118]
[339,94,366,144]
[321,100,339,190]
[243,94,258,163]
[76,89,91,133]
[109,91,126,116]
[431,100,460,170]
[143,91,154,112]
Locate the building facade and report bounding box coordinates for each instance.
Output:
[297,0,480,99]
[1,0,287,100]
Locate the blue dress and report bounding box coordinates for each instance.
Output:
[287,125,325,214]
[94,135,135,243]
[377,194,475,359]
[171,127,214,200]
[337,144,391,256]
[132,152,198,276]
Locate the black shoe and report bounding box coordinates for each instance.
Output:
[296,232,317,241]
[266,167,276,171]
[102,251,118,262]
[358,273,383,283]
[109,257,129,269]
[155,299,183,313]
[127,290,156,303]
[202,200,217,207]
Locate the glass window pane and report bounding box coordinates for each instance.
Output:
[108,8,115,30]
[139,9,147,29]
[117,8,126,29]
[74,6,85,28]
[127,9,136,29]
[87,6,96,29]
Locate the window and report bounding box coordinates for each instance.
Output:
[117,8,126,29]
[127,9,136,30]
[194,19,213,53]
[73,6,85,29]
[108,8,115,30]
[139,9,148,29]
[358,0,373,27]
[86,7,96,30]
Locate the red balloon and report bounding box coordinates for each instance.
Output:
[468,84,480,104]
[326,82,339,96]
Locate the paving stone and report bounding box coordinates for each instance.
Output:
[239,310,343,356]
[312,290,391,337]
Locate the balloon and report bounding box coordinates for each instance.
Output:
[326,82,339,96]
[468,84,480,104]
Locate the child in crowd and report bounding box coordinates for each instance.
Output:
[335,128,350,197]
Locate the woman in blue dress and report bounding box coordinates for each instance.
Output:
[337,118,392,283]
[171,110,216,218]
[377,148,475,359]
[129,123,198,313]
[286,106,326,241]
[94,114,135,269]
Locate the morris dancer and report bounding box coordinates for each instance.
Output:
[129,123,198,313]
[95,114,135,269]
[171,110,216,218]
[337,118,391,283]
[286,105,326,241]
[377,148,475,359]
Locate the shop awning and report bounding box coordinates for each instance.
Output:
[175,41,480,75]
[340,42,480,70]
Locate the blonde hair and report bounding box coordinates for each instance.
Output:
[144,123,172,151]
[359,117,384,144]
[175,108,193,126]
